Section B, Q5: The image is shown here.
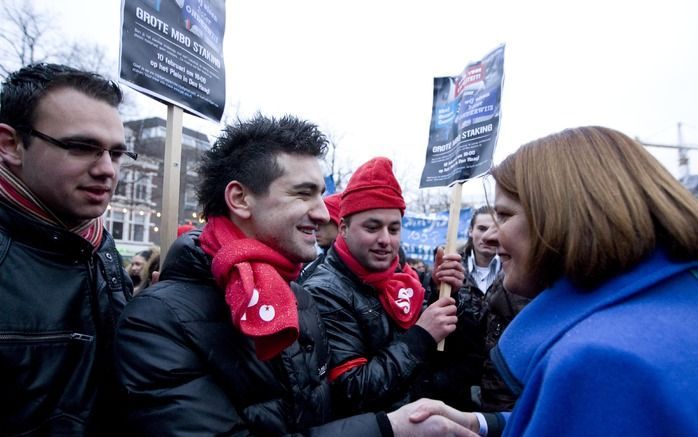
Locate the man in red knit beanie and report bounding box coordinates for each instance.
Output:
[303,156,467,416]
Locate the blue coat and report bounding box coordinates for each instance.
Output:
[492,250,698,437]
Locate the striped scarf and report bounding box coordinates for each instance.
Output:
[0,162,103,250]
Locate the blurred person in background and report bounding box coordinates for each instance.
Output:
[127,248,156,289]
[132,246,160,295]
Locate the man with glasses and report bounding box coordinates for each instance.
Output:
[0,63,133,436]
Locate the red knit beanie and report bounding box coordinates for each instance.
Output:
[340,157,405,218]
[177,223,196,237]
[323,193,342,226]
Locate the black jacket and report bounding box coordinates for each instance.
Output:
[115,230,389,436]
[480,279,530,411]
[302,248,437,416]
[0,201,131,436]
[296,251,328,285]
[419,264,499,411]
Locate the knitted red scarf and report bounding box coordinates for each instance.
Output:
[333,235,425,329]
[0,162,103,250]
[199,216,302,361]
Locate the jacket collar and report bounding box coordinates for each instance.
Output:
[0,200,101,259]
[159,228,216,285]
[492,250,698,395]
[324,246,365,283]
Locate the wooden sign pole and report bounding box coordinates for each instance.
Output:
[437,182,463,351]
[160,105,184,260]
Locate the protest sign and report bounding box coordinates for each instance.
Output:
[419,45,505,350]
[120,0,226,122]
[420,45,505,188]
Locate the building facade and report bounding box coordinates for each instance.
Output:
[104,117,211,257]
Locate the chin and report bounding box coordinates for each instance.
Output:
[83,205,110,217]
[504,276,539,298]
[369,261,392,272]
[300,249,319,263]
[503,276,522,296]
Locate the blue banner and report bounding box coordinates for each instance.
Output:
[401,208,473,264]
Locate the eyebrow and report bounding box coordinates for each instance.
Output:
[362,218,402,226]
[290,181,322,192]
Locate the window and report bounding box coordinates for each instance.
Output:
[134,174,149,201]
[142,126,166,139]
[195,138,210,150]
[184,186,199,209]
[186,159,199,176]
[111,211,124,240]
[115,171,130,197]
[131,212,145,242]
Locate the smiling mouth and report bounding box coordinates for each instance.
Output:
[83,186,111,194]
[298,226,317,238]
[371,250,392,258]
[497,251,511,261]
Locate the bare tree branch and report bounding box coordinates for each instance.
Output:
[0,0,110,79]
[322,130,353,192]
[0,2,52,75]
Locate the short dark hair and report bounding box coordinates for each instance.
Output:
[463,205,495,256]
[198,114,328,218]
[0,63,123,144]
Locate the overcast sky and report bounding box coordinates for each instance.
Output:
[43,0,698,201]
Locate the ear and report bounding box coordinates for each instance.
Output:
[0,124,24,167]
[339,217,348,238]
[224,180,252,220]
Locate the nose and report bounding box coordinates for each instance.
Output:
[376,227,391,245]
[90,150,117,179]
[310,195,330,224]
[482,226,499,247]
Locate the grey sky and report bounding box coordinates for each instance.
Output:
[48,0,698,201]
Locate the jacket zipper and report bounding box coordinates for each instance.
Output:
[0,332,95,342]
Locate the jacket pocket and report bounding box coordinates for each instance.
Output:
[0,330,96,433]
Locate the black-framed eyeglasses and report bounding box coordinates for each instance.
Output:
[28,128,138,167]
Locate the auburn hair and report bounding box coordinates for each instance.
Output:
[491,126,698,289]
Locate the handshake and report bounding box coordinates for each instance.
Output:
[388,398,482,437]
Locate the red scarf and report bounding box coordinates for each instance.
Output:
[333,235,425,329]
[199,216,302,361]
[0,162,103,250]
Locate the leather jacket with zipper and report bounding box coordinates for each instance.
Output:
[0,201,132,436]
